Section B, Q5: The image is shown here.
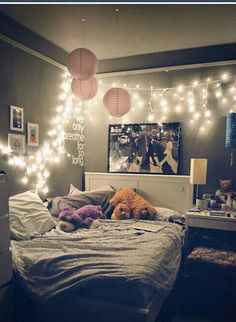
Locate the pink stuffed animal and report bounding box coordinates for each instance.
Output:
[58,205,106,232]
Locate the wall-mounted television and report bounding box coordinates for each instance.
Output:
[108,122,181,175]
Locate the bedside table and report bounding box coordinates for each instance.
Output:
[184,213,236,257]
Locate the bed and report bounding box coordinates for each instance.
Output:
[10,173,193,322]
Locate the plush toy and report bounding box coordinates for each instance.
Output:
[215,179,236,210]
[58,205,106,232]
[110,187,157,220]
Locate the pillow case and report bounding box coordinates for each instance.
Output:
[68,184,82,196]
[9,190,55,240]
[48,186,116,218]
[68,184,115,197]
[154,207,183,221]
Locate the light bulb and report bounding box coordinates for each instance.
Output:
[189,105,195,113]
[22,177,28,184]
[175,105,182,113]
[215,91,222,98]
[8,158,14,165]
[204,110,211,118]
[53,156,60,163]
[161,99,167,107]
[59,93,67,101]
[194,112,200,120]
[56,105,63,113]
[221,73,229,81]
[188,98,194,105]
[177,85,183,92]
[192,80,199,87]
[148,114,154,122]
[42,186,49,194]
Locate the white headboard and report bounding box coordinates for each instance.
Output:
[85,172,193,214]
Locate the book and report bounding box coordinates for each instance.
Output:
[132,222,164,232]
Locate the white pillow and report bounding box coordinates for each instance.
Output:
[68,184,115,196]
[68,184,82,196]
[154,207,183,220]
[9,190,55,240]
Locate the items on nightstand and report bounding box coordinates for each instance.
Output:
[215,179,236,211]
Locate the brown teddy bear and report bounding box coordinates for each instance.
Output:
[110,187,157,220]
[215,179,236,210]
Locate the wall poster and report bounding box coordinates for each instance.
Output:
[108,123,181,175]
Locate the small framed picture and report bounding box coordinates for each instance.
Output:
[27,123,39,146]
[8,133,26,154]
[10,105,24,132]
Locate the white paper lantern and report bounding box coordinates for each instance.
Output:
[103,88,131,117]
[71,77,98,101]
[67,48,98,80]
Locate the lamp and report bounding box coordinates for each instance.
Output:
[190,159,208,202]
[225,112,236,167]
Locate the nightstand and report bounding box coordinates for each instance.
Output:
[0,171,13,322]
[184,213,236,257]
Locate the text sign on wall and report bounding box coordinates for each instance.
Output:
[64,116,85,166]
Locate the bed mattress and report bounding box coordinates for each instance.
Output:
[12,220,183,308]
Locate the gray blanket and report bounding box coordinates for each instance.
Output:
[12,220,183,304]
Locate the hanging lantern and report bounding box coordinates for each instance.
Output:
[67,48,98,80]
[103,88,131,117]
[71,77,98,101]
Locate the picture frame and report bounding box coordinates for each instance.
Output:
[8,133,26,154]
[108,122,181,175]
[10,105,24,132]
[27,123,39,146]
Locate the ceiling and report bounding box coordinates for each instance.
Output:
[1,4,236,60]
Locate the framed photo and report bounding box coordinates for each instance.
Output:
[10,105,24,132]
[108,123,181,175]
[8,133,26,154]
[27,123,39,146]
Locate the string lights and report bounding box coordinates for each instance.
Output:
[0,71,81,194]
[98,71,236,128]
[0,70,236,191]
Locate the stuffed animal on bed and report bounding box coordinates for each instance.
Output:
[58,205,107,232]
[110,187,157,220]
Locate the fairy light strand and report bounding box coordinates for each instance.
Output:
[0,71,236,190]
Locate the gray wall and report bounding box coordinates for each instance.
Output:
[1,12,236,199]
[0,14,83,197]
[85,64,236,196]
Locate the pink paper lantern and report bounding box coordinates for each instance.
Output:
[103,88,131,117]
[67,48,98,80]
[71,77,98,101]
